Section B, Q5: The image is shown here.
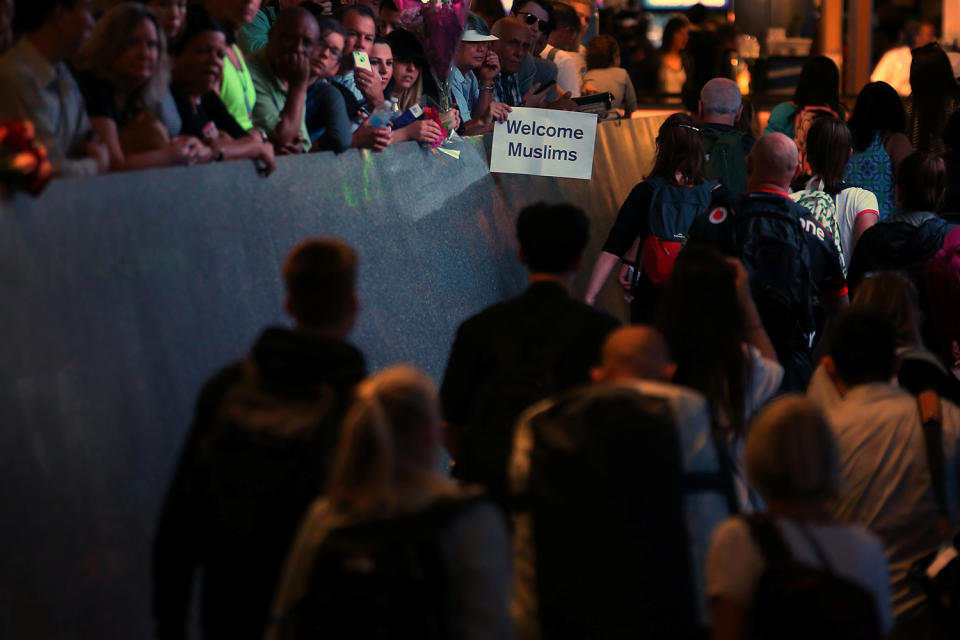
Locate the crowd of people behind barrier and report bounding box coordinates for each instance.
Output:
[5,0,960,638]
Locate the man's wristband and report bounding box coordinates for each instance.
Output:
[479,84,495,92]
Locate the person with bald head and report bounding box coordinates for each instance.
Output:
[510,325,736,633]
[699,77,754,194]
[247,6,318,153]
[687,132,848,391]
[490,16,540,106]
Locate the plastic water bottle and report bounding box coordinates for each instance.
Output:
[368,98,400,127]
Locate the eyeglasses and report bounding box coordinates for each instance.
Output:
[517,11,550,32]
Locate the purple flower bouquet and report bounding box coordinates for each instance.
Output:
[397,0,472,113]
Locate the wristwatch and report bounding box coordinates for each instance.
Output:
[479,83,496,92]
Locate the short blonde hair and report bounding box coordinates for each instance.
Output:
[745,395,840,503]
[326,365,441,519]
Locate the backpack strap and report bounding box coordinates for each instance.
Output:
[917,390,950,522]
[744,514,793,570]
[682,425,740,515]
[793,521,836,574]
[546,47,559,63]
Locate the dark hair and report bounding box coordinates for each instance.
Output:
[511,0,550,20]
[338,3,376,24]
[945,109,960,152]
[380,0,398,11]
[848,82,907,152]
[550,3,579,33]
[14,0,79,32]
[794,56,841,111]
[897,152,946,212]
[660,16,688,52]
[170,4,225,55]
[283,238,358,326]
[655,245,748,435]
[300,1,336,28]
[805,118,852,195]
[686,2,707,25]
[827,308,897,387]
[585,34,617,70]
[315,15,345,39]
[909,44,959,152]
[516,203,589,274]
[649,112,707,185]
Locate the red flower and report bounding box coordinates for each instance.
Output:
[1,119,52,197]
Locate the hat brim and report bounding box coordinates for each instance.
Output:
[463,30,498,42]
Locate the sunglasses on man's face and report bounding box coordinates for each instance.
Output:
[517,11,549,32]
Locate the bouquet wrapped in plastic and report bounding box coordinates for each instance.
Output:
[0,120,53,197]
[397,0,471,120]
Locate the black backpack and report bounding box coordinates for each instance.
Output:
[746,516,881,640]
[719,195,817,383]
[293,495,489,640]
[191,361,349,637]
[523,385,701,639]
[455,308,587,506]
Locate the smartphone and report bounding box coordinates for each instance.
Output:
[353,51,371,72]
[534,79,556,95]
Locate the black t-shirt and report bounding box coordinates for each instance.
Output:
[75,71,139,126]
[171,87,247,140]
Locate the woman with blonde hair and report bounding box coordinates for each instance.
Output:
[75,2,206,171]
[265,365,511,640]
[706,395,893,639]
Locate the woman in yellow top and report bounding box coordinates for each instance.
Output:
[206,0,260,130]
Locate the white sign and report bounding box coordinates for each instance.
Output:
[490,107,598,180]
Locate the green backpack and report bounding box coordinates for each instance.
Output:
[791,189,846,273]
[702,127,748,196]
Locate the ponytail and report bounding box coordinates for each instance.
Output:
[326,366,440,519]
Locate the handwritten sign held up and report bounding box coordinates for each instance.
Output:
[490,107,598,180]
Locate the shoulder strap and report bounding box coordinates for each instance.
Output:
[917,390,949,519]
[744,515,794,569]
[682,425,740,514]
[793,522,836,574]
[547,47,559,63]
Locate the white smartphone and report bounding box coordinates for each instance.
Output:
[353,51,371,72]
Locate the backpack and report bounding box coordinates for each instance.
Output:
[523,385,700,639]
[745,516,881,640]
[793,105,839,174]
[791,189,845,273]
[701,127,748,196]
[925,239,960,378]
[727,195,816,352]
[191,361,349,637]
[639,177,717,286]
[455,308,587,506]
[293,495,489,640]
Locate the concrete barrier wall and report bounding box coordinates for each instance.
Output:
[0,114,665,639]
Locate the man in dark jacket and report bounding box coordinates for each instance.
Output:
[152,238,366,640]
[440,202,620,504]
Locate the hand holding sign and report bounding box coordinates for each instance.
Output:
[490,107,598,180]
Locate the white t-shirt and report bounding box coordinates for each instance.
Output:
[802,178,880,262]
[540,44,584,97]
[707,516,894,633]
[871,46,913,97]
[729,346,785,512]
